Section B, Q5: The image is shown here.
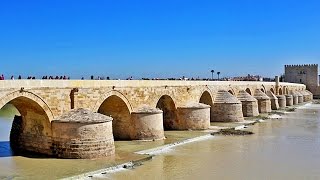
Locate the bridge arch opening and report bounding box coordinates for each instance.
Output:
[279,88,283,95]
[0,95,52,155]
[228,90,235,95]
[245,88,252,95]
[156,95,177,130]
[98,95,132,140]
[270,88,275,94]
[199,91,214,121]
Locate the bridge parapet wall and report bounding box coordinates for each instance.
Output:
[0,80,306,117]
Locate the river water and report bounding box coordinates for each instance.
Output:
[1,103,320,179]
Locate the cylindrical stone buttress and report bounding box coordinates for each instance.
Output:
[285,95,293,106]
[212,90,244,122]
[131,107,165,141]
[297,92,304,103]
[266,91,279,110]
[276,95,286,108]
[254,89,272,113]
[177,103,210,130]
[291,93,299,105]
[51,109,115,159]
[237,90,259,117]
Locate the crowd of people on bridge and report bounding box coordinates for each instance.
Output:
[0,75,71,80]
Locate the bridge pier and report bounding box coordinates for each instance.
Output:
[212,90,244,122]
[10,115,53,156]
[131,107,165,140]
[301,91,312,102]
[51,109,115,159]
[266,91,279,110]
[291,92,299,105]
[254,89,272,113]
[276,95,286,108]
[237,90,259,117]
[177,103,210,130]
[9,96,53,156]
[296,92,304,103]
[285,95,293,106]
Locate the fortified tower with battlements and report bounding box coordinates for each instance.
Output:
[285,64,320,98]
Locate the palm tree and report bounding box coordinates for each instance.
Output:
[217,72,221,80]
[210,70,214,80]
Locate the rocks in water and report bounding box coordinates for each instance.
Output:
[212,129,254,136]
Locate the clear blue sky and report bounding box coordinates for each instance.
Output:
[0,0,319,79]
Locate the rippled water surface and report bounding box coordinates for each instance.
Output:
[108,104,320,180]
[1,103,320,179]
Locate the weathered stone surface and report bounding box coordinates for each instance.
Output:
[254,89,271,113]
[0,80,306,155]
[301,90,313,102]
[290,91,299,105]
[237,90,259,117]
[212,90,244,122]
[285,95,293,106]
[131,107,164,140]
[266,91,279,110]
[284,64,320,98]
[51,109,115,159]
[177,103,211,130]
[296,92,304,103]
[276,95,286,108]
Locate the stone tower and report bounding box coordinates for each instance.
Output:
[284,64,320,98]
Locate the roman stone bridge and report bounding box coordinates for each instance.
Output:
[0,80,311,158]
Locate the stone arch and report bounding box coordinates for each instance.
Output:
[94,90,133,113]
[156,95,178,130]
[97,91,132,140]
[228,89,235,96]
[270,88,275,94]
[279,88,283,95]
[245,88,252,95]
[0,91,53,154]
[282,86,287,95]
[0,91,54,121]
[260,85,266,93]
[199,90,214,121]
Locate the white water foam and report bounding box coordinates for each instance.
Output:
[63,162,133,180]
[136,134,214,155]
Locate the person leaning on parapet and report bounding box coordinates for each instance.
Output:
[1,74,5,80]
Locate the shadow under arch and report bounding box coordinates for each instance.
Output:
[279,88,283,95]
[96,91,133,140]
[260,85,266,93]
[285,87,289,95]
[199,90,214,121]
[228,90,235,95]
[156,95,178,130]
[0,91,53,155]
[245,88,252,95]
[0,91,54,121]
[270,88,275,94]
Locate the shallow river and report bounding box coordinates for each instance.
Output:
[1,103,320,179]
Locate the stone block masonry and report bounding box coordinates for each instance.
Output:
[0,80,308,158]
